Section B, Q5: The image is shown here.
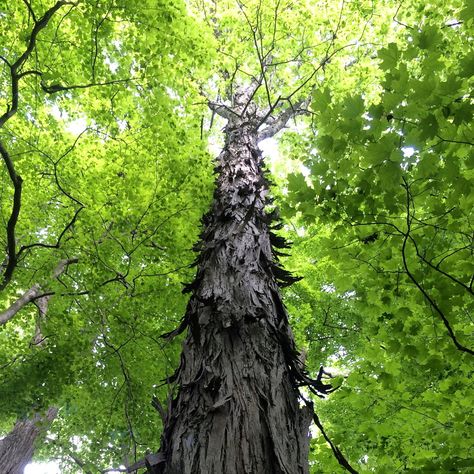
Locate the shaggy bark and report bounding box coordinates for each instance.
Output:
[0,407,57,474]
[152,87,327,474]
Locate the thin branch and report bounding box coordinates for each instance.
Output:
[40,78,131,94]
[22,0,37,22]
[435,134,474,147]
[99,319,141,462]
[392,1,413,29]
[17,69,42,79]
[407,233,473,296]
[68,453,93,474]
[0,0,76,124]
[17,130,87,258]
[401,178,473,356]
[12,2,77,72]
[333,0,346,39]
[307,400,359,474]
[442,21,463,28]
[399,405,448,428]
[237,1,268,110]
[17,203,84,258]
[284,41,361,106]
[0,1,77,289]
[91,8,111,81]
[0,55,11,67]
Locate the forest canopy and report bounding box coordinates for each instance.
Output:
[0,0,473,472]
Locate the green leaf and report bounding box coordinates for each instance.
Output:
[311,87,332,113]
[378,43,399,70]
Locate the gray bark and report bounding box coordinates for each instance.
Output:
[0,407,57,474]
[153,88,322,474]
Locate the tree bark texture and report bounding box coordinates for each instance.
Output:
[154,89,320,474]
[0,407,57,474]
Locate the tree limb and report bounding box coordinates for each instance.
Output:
[41,78,131,94]
[0,1,77,289]
[0,258,78,326]
[0,284,42,325]
[401,178,473,356]
[304,398,359,474]
[0,1,76,128]
[207,101,240,121]
[257,97,309,141]
[0,140,23,291]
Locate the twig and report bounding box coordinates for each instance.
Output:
[401,178,473,356]
[41,78,131,94]
[306,399,359,474]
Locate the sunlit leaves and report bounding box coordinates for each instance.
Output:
[279,0,473,471]
[0,0,214,469]
[1,0,473,471]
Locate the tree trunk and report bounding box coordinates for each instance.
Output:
[153,87,318,474]
[0,408,57,474]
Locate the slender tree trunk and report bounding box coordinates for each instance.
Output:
[0,407,57,474]
[153,87,318,474]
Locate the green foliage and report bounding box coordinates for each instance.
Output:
[0,0,214,468]
[280,0,473,471]
[0,0,473,472]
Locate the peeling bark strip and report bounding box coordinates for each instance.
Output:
[0,407,57,474]
[153,86,332,474]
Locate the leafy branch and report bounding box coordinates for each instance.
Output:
[0,1,133,291]
[400,177,473,356]
[342,177,473,356]
[0,1,77,291]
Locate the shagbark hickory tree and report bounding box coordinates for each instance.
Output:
[1,0,359,470]
[151,83,332,474]
[2,0,472,472]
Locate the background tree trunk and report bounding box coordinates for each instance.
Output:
[154,89,314,474]
[0,407,57,474]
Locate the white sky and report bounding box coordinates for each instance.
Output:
[25,462,60,474]
[25,462,124,473]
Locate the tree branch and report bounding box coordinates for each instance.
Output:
[12,1,77,72]
[0,1,76,290]
[257,96,309,141]
[0,140,23,291]
[22,0,37,22]
[401,178,473,356]
[305,399,359,474]
[207,101,240,121]
[41,78,131,94]
[16,130,87,259]
[407,232,473,296]
[0,284,42,325]
[0,258,78,325]
[0,1,75,128]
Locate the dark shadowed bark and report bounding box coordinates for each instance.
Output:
[0,407,57,474]
[151,85,331,474]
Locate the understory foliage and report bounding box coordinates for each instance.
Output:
[0,0,472,472]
